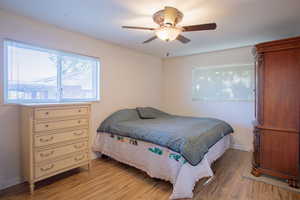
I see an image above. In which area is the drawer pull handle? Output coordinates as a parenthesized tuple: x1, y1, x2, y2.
(45, 112, 49, 115)
(78, 109, 81, 113)
(74, 155, 85, 162)
(45, 124, 49, 128)
(73, 131, 83, 136)
(40, 164, 54, 172)
(40, 151, 54, 157)
(74, 144, 84, 149)
(40, 136, 54, 143)
(78, 120, 81, 124)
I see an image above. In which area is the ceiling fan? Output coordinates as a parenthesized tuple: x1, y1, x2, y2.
(122, 6, 217, 44)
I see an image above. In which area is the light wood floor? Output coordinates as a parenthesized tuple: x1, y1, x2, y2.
(1, 149, 299, 200)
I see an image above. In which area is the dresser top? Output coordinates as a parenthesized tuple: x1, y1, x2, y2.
(20, 102, 92, 108)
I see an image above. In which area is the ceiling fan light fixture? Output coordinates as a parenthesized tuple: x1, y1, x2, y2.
(122, 6, 217, 44)
(155, 26, 182, 42)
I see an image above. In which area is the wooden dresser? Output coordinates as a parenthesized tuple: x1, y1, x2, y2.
(21, 103, 91, 193)
(252, 36, 300, 187)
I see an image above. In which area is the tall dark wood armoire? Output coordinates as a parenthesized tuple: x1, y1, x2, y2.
(252, 36, 300, 187)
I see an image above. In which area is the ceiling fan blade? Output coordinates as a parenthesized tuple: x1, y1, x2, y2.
(122, 26, 155, 31)
(182, 23, 217, 32)
(177, 35, 191, 44)
(143, 36, 157, 44)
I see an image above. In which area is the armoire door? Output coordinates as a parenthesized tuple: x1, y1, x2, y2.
(261, 49, 300, 132)
(260, 130, 299, 176)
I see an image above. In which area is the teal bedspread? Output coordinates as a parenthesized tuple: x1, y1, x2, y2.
(97, 108, 233, 166)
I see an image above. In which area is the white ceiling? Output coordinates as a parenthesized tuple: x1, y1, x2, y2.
(0, 0, 300, 57)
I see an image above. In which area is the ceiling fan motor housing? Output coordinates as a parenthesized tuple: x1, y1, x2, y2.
(153, 6, 183, 26)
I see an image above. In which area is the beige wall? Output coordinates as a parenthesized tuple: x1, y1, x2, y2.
(0, 10, 163, 189)
(0, 10, 255, 190)
(162, 46, 255, 152)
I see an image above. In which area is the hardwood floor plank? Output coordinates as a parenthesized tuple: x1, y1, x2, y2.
(1, 149, 299, 200)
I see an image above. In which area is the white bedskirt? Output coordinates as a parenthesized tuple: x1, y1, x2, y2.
(93, 132, 230, 199)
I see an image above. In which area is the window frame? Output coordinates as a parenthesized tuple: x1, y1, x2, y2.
(3, 39, 100, 104)
(192, 64, 255, 102)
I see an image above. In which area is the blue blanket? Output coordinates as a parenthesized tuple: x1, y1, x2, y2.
(97, 108, 233, 166)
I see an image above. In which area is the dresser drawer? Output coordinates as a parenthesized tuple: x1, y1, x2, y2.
(35, 152, 88, 178)
(34, 129, 88, 147)
(35, 107, 89, 119)
(34, 118, 88, 132)
(35, 141, 88, 162)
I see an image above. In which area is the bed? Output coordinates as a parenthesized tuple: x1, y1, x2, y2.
(93, 107, 233, 199)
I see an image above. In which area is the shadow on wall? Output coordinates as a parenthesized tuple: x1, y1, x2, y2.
(0, 105, 22, 189)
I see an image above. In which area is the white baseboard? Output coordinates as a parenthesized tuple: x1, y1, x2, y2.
(231, 143, 252, 152)
(0, 177, 24, 190)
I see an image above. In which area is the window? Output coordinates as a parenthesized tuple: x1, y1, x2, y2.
(3, 40, 100, 103)
(192, 64, 254, 101)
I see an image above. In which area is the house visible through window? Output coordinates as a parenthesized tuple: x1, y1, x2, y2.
(3, 40, 100, 103)
(192, 64, 254, 101)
